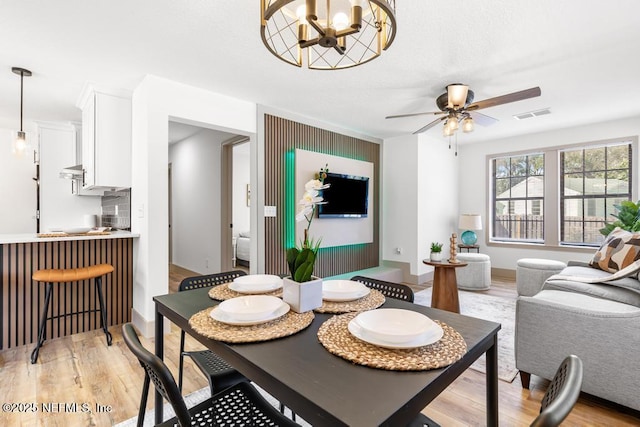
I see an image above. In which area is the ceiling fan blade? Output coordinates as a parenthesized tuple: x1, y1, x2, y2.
(386, 111, 444, 119)
(469, 111, 498, 127)
(413, 116, 447, 134)
(467, 87, 541, 111)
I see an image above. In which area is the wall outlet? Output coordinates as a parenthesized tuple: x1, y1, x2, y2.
(395, 247, 402, 254)
(264, 206, 277, 217)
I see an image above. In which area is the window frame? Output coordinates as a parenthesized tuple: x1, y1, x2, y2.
(486, 136, 638, 250)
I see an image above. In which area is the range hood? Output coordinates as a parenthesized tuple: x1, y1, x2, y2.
(59, 164, 83, 180)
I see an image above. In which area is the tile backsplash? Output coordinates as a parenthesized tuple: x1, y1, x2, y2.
(101, 189, 131, 230)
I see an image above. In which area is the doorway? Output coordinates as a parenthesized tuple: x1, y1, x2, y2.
(221, 138, 251, 272)
(167, 121, 251, 276)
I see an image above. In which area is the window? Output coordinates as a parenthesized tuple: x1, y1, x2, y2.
(489, 138, 635, 247)
(492, 153, 544, 242)
(560, 143, 632, 245)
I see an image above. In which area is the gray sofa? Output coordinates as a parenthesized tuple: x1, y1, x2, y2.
(515, 261, 640, 411)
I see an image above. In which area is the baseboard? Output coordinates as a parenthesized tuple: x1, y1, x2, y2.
(492, 267, 516, 280)
(131, 308, 172, 338)
(381, 260, 434, 285)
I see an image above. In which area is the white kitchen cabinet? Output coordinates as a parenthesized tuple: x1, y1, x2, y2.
(77, 84, 131, 190)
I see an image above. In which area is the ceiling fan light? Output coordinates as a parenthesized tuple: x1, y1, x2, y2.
(448, 115, 459, 131)
(443, 124, 453, 137)
(447, 84, 469, 109)
(462, 117, 474, 133)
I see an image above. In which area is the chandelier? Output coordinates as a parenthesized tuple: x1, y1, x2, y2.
(260, 0, 397, 70)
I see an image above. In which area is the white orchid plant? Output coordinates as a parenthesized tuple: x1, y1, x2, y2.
(287, 165, 330, 283)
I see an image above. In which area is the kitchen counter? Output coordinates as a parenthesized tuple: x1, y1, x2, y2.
(1, 231, 136, 350)
(0, 230, 139, 244)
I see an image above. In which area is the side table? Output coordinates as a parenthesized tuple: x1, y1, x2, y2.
(458, 244, 479, 253)
(423, 260, 468, 313)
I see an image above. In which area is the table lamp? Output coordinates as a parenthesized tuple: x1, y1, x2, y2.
(458, 214, 482, 246)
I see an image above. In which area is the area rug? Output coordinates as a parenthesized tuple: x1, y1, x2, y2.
(115, 383, 310, 426)
(414, 288, 518, 382)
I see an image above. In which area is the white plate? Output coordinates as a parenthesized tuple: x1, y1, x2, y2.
(353, 309, 436, 343)
(62, 227, 92, 234)
(348, 319, 443, 349)
(322, 280, 370, 301)
(210, 301, 290, 326)
(217, 295, 283, 321)
(229, 275, 283, 294)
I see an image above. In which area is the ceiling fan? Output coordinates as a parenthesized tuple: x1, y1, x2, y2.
(386, 84, 542, 135)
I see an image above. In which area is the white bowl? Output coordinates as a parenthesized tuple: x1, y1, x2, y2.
(354, 309, 435, 344)
(230, 274, 283, 294)
(217, 295, 283, 321)
(322, 280, 370, 301)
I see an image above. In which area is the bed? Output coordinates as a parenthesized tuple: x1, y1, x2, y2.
(235, 231, 250, 267)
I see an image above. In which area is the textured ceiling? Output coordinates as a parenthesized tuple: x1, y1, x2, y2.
(1, 1, 639, 143)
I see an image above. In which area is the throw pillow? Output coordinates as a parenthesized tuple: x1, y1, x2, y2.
(590, 227, 640, 273)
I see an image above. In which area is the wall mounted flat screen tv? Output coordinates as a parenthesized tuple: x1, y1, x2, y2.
(318, 172, 369, 218)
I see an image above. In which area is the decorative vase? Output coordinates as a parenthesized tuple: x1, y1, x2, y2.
(282, 276, 323, 313)
(430, 252, 443, 262)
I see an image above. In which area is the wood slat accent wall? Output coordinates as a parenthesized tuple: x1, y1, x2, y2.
(0, 238, 133, 350)
(264, 114, 380, 277)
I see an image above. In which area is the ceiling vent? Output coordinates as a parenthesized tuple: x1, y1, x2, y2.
(513, 108, 551, 120)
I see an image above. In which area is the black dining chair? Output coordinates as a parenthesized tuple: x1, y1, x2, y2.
(530, 355, 583, 427)
(177, 270, 248, 394)
(122, 323, 300, 427)
(351, 275, 415, 302)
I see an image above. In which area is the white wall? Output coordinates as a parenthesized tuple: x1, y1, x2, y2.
(169, 129, 228, 274)
(232, 143, 250, 236)
(131, 75, 256, 336)
(382, 133, 459, 280)
(458, 115, 640, 270)
(0, 126, 37, 233)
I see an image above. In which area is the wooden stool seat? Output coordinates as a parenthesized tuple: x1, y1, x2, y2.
(32, 264, 114, 283)
(30, 263, 114, 364)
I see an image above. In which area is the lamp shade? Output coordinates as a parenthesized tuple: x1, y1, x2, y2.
(459, 214, 482, 230)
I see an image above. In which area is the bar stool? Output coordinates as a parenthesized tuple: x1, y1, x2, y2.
(30, 264, 114, 364)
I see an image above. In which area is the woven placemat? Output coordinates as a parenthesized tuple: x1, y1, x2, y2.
(317, 312, 467, 371)
(208, 283, 283, 300)
(37, 232, 111, 238)
(189, 307, 314, 343)
(314, 289, 385, 313)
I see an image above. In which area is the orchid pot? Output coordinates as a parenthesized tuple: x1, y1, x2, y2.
(282, 276, 323, 313)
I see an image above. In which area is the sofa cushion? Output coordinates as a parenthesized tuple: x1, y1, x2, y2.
(590, 228, 640, 273)
(545, 267, 640, 308)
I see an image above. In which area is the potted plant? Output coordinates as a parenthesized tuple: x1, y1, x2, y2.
(283, 166, 330, 313)
(430, 242, 443, 262)
(599, 200, 640, 236)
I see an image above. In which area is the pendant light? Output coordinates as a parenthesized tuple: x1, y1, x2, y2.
(12, 67, 32, 155)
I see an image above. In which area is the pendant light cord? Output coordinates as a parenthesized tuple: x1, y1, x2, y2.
(19, 70, 24, 132)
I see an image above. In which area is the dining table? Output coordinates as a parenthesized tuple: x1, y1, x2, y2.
(153, 286, 500, 426)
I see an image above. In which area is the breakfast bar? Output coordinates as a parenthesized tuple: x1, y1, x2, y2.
(0, 231, 138, 350)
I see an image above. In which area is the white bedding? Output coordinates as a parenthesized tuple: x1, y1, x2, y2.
(236, 235, 250, 263)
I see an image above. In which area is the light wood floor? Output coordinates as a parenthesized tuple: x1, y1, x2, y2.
(0, 266, 638, 426)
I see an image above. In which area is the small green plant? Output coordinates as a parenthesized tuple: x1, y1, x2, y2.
(430, 242, 443, 253)
(599, 200, 640, 236)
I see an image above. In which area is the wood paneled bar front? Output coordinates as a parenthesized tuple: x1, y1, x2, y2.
(0, 232, 137, 350)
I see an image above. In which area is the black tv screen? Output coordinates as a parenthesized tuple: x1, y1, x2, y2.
(318, 172, 369, 218)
